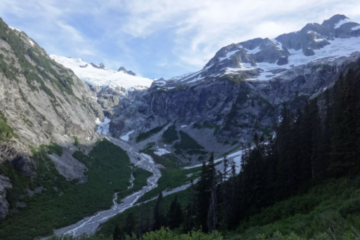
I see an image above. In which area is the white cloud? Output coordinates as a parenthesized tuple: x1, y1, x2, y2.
(117, 0, 360, 70)
(56, 21, 85, 43)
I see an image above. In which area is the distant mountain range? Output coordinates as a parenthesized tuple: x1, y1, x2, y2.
(108, 14, 360, 161)
(154, 14, 360, 88)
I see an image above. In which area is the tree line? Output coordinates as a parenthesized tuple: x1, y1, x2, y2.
(113, 59, 360, 239)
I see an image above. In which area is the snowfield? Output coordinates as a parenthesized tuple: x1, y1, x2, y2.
(120, 130, 134, 141)
(50, 55, 153, 90)
(154, 148, 170, 156)
(95, 117, 110, 135)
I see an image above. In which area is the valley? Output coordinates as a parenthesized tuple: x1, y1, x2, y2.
(1, 10, 360, 240)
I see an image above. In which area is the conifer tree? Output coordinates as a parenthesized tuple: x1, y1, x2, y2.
(195, 162, 210, 232)
(207, 154, 218, 232)
(123, 213, 135, 237)
(167, 195, 183, 229)
(113, 224, 122, 240)
(153, 192, 164, 231)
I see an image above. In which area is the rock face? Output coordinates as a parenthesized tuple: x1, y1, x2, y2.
(0, 175, 12, 220)
(154, 15, 360, 86)
(91, 63, 105, 69)
(0, 18, 102, 152)
(0, 18, 103, 219)
(118, 66, 137, 76)
(48, 147, 88, 183)
(109, 15, 360, 150)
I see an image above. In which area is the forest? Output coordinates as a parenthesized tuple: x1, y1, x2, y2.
(103, 59, 360, 240)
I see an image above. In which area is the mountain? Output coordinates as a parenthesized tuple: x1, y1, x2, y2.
(0, 18, 103, 220)
(108, 14, 360, 162)
(51, 55, 154, 116)
(50, 55, 152, 93)
(156, 14, 360, 86)
(118, 66, 136, 76)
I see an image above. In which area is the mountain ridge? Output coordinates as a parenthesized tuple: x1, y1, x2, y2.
(108, 14, 360, 165)
(154, 14, 360, 88)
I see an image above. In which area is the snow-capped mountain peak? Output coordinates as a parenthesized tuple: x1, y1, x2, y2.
(154, 14, 360, 89)
(50, 55, 153, 91)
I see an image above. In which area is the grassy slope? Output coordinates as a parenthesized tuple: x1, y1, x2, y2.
(136, 123, 168, 143)
(98, 176, 360, 240)
(0, 140, 150, 240)
(117, 167, 153, 201)
(98, 188, 194, 237)
(137, 149, 201, 203)
(227, 176, 360, 240)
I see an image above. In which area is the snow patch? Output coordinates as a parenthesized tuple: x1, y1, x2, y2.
(272, 39, 283, 50)
(181, 125, 187, 128)
(352, 25, 360, 31)
(50, 55, 153, 92)
(245, 46, 261, 54)
(9, 27, 21, 32)
(28, 39, 35, 46)
(218, 49, 239, 61)
(233, 156, 242, 174)
(154, 148, 170, 156)
(120, 130, 134, 141)
(335, 18, 352, 29)
(96, 117, 110, 135)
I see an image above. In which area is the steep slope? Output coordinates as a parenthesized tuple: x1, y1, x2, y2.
(51, 55, 153, 116)
(157, 14, 360, 86)
(0, 18, 103, 219)
(50, 55, 153, 93)
(108, 15, 360, 162)
(0, 19, 103, 151)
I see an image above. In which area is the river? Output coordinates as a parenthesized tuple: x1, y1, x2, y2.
(53, 137, 161, 238)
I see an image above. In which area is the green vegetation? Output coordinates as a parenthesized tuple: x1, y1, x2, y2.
(22, 116, 34, 127)
(141, 228, 224, 240)
(141, 148, 180, 169)
(0, 140, 141, 240)
(162, 125, 179, 143)
(174, 131, 205, 155)
(98, 190, 194, 237)
(137, 166, 200, 203)
(0, 112, 18, 141)
(136, 123, 168, 143)
(228, 176, 360, 239)
(193, 122, 220, 136)
(46, 142, 63, 156)
(0, 18, 75, 101)
(73, 135, 80, 146)
(117, 167, 153, 201)
(137, 149, 201, 203)
(221, 74, 247, 84)
(49, 235, 112, 240)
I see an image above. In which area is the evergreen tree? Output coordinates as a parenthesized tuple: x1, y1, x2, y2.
(123, 213, 135, 236)
(184, 180, 195, 233)
(153, 192, 164, 231)
(138, 204, 144, 239)
(167, 195, 183, 230)
(195, 162, 210, 232)
(207, 154, 218, 232)
(330, 70, 359, 176)
(113, 224, 122, 240)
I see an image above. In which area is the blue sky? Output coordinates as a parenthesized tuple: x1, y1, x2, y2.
(1, 0, 360, 79)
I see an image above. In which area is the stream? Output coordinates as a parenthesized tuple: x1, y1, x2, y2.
(53, 137, 161, 238)
(52, 134, 243, 238)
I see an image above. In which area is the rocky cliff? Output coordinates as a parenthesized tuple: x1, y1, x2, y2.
(0, 18, 103, 219)
(108, 15, 360, 160)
